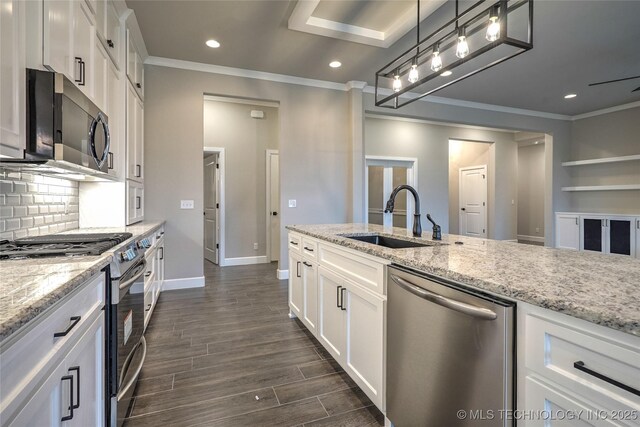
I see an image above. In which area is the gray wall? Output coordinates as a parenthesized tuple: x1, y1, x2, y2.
(517, 143, 546, 239)
(0, 169, 79, 240)
(203, 100, 278, 259)
(144, 65, 350, 279)
(568, 107, 640, 214)
(449, 140, 491, 235)
(364, 117, 518, 240)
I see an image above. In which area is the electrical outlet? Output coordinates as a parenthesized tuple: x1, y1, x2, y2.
(180, 200, 194, 209)
(288, 199, 297, 208)
(536, 227, 540, 233)
(254, 243, 259, 250)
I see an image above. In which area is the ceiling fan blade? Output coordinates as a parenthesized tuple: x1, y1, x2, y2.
(589, 75, 640, 87)
(633, 86, 640, 92)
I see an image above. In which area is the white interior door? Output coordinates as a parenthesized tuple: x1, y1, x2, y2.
(459, 165, 487, 238)
(267, 151, 280, 262)
(204, 155, 218, 264)
(365, 158, 416, 229)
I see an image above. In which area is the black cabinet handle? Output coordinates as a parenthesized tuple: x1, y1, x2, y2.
(159, 247, 164, 260)
(340, 288, 347, 311)
(54, 316, 81, 338)
(336, 286, 342, 308)
(136, 164, 141, 177)
(573, 361, 640, 397)
(136, 196, 141, 210)
(290, 241, 298, 246)
(461, 207, 466, 211)
(136, 82, 142, 89)
(144, 271, 151, 277)
(79, 60, 86, 86)
(68, 366, 80, 410)
(108, 152, 114, 169)
(272, 211, 278, 216)
(303, 261, 312, 267)
(74, 57, 82, 84)
(61, 374, 74, 421)
(296, 261, 301, 278)
(107, 39, 114, 48)
(145, 304, 152, 312)
(303, 247, 314, 252)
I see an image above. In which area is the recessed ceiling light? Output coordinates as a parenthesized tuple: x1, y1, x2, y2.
(329, 61, 342, 68)
(441, 70, 453, 77)
(534, 141, 539, 144)
(564, 93, 577, 99)
(206, 39, 221, 48)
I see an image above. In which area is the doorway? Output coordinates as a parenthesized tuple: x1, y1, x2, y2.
(459, 165, 488, 238)
(266, 150, 280, 262)
(365, 157, 417, 228)
(204, 154, 220, 264)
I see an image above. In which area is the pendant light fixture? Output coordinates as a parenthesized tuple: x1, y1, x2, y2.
(375, 0, 533, 109)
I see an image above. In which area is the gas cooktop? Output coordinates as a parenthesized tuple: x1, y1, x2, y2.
(0, 233, 133, 259)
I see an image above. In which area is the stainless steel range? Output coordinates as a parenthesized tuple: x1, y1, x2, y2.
(0, 233, 132, 259)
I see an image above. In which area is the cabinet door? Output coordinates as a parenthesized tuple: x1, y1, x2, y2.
(135, 185, 144, 221)
(104, 2, 121, 68)
(606, 216, 635, 257)
(106, 60, 121, 178)
(301, 260, 318, 335)
(0, 0, 26, 158)
(72, 0, 95, 99)
(93, 40, 108, 110)
(126, 83, 138, 180)
(126, 180, 143, 225)
(64, 313, 105, 427)
(135, 95, 144, 180)
(317, 266, 346, 361)
(43, 0, 73, 80)
(288, 252, 303, 318)
(8, 360, 67, 427)
(126, 29, 136, 84)
(134, 52, 143, 98)
(555, 214, 580, 250)
(94, 0, 106, 41)
(344, 282, 384, 409)
(522, 376, 618, 427)
(581, 216, 605, 253)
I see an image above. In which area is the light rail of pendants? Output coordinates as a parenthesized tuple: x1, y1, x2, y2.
(375, 0, 533, 109)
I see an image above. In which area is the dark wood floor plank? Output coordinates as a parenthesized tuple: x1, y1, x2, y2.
(303, 407, 384, 427)
(298, 359, 344, 379)
(139, 357, 192, 380)
(134, 374, 174, 397)
(273, 372, 357, 405)
(204, 397, 328, 427)
(318, 388, 373, 416)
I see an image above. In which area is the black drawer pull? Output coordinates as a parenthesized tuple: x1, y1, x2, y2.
(61, 374, 74, 421)
(573, 361, 640, 397)
(296, 261, 301, 278)
(68, 366, 80, 410)
(303, 261, 312, 267)
(145, 304, 152, 312)
(159, 247, 164, 260)
(107, 39, 114, 48)
(303, 247, 314, 252)
(290, 241, 298, 246)
(340, 288, 347, 311)
(136, 196, 141, 210)
(336, 286, 342, 308)
(145, 271, 152, 277)
(54, 316, 81, 338)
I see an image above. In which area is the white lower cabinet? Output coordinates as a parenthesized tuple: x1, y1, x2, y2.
(556, 213, 580, 250)
(301, 260, 318, 334)
(288, 251, 303, 318)
(556, 212, 638, 257)
(317, 266, 346, 359)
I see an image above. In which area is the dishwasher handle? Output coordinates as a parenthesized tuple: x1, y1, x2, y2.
(390, 274, 498, 320)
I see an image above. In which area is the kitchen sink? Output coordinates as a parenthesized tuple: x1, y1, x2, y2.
(343, 234, 438, 249)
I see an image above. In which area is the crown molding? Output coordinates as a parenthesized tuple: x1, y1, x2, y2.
(145, 56, 348, 92)
(570, 101, 640, 121)
(346, 81, 367, 91)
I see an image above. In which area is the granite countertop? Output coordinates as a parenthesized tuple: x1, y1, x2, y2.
(0, 221, 165, 344)
(287, 223, 640, 337)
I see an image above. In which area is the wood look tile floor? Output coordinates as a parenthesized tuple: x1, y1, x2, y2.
(124, 261, 384, 427)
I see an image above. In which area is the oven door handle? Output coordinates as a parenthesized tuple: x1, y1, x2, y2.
(116, 336, 147, 401)
(119, 259, 147, 290)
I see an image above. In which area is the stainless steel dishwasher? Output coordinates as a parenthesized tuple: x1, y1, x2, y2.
(387, 265, 515, 427)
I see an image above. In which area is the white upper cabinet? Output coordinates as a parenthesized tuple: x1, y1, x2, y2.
(95, 0, 121, 69)
(93, 39, 108, 111)
(126, 29, 144, 99)
(71, 0, 95, 100)
(0, 0, 26, 158)
(126, 82, 144, 182)
(106, 59, 122, 179)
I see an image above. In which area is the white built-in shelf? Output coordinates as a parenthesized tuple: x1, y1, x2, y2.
(561, 154, 640, 167)
(561, 184, 640, 192)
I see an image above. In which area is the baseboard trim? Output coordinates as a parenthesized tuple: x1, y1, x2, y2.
(517, 234, 545, 243)
(224, 256, 268, 266)
(162, 276, 205, 291)
(277, 269, 289, 280)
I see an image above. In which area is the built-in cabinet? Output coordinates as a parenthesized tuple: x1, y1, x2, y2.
(517, 302, 640, 426)
(0, 272, 106, 426)
(126, 180, 144, 224)
(288, 232, 387, 411)
(139, 226, 165, 329)
(556, 212, 638, 258)
(126, 82, 144, 184)
(126, 29, 144, 100)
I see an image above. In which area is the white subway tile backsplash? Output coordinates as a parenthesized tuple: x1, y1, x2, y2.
(0, 168, 79, 240)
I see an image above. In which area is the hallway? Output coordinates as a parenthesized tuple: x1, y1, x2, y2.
(124, 262, 384, 426)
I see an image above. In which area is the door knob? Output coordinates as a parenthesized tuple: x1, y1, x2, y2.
(461, 208, 466, 211)
(272, 212, 278, 216)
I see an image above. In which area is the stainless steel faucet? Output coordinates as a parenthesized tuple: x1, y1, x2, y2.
(384, 185, 422, 237)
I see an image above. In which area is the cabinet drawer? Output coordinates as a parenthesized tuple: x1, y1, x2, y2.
(318, 243, 386, 296)
(0, 273, 105, 419)
(302, 237, 318, 260)
(524, 312, 640, 412)
(288, 233, 302, 254)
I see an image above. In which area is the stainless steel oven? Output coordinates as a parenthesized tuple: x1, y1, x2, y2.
(108, 248, 147, 427)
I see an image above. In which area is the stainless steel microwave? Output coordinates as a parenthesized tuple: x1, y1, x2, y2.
(0, 69, 111, 178)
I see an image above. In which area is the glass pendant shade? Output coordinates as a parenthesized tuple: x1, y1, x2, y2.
(392, 75, 402, 92)
(408, 64, 419, 83)
(456, 28, 469, 58)
(430, 51, 442, 72)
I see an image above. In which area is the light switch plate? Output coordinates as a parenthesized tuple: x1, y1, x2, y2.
(288, 199, 297, 208)
(180, 200, 194, 209)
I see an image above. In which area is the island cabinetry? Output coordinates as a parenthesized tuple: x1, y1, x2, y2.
(288, 231, 388, 411)
(517, 303, 640, 426)
(0, 272, 106, 426)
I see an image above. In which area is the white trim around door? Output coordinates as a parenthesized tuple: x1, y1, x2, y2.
(266, 150, 280, 263)
(204, 147, 227, 266)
